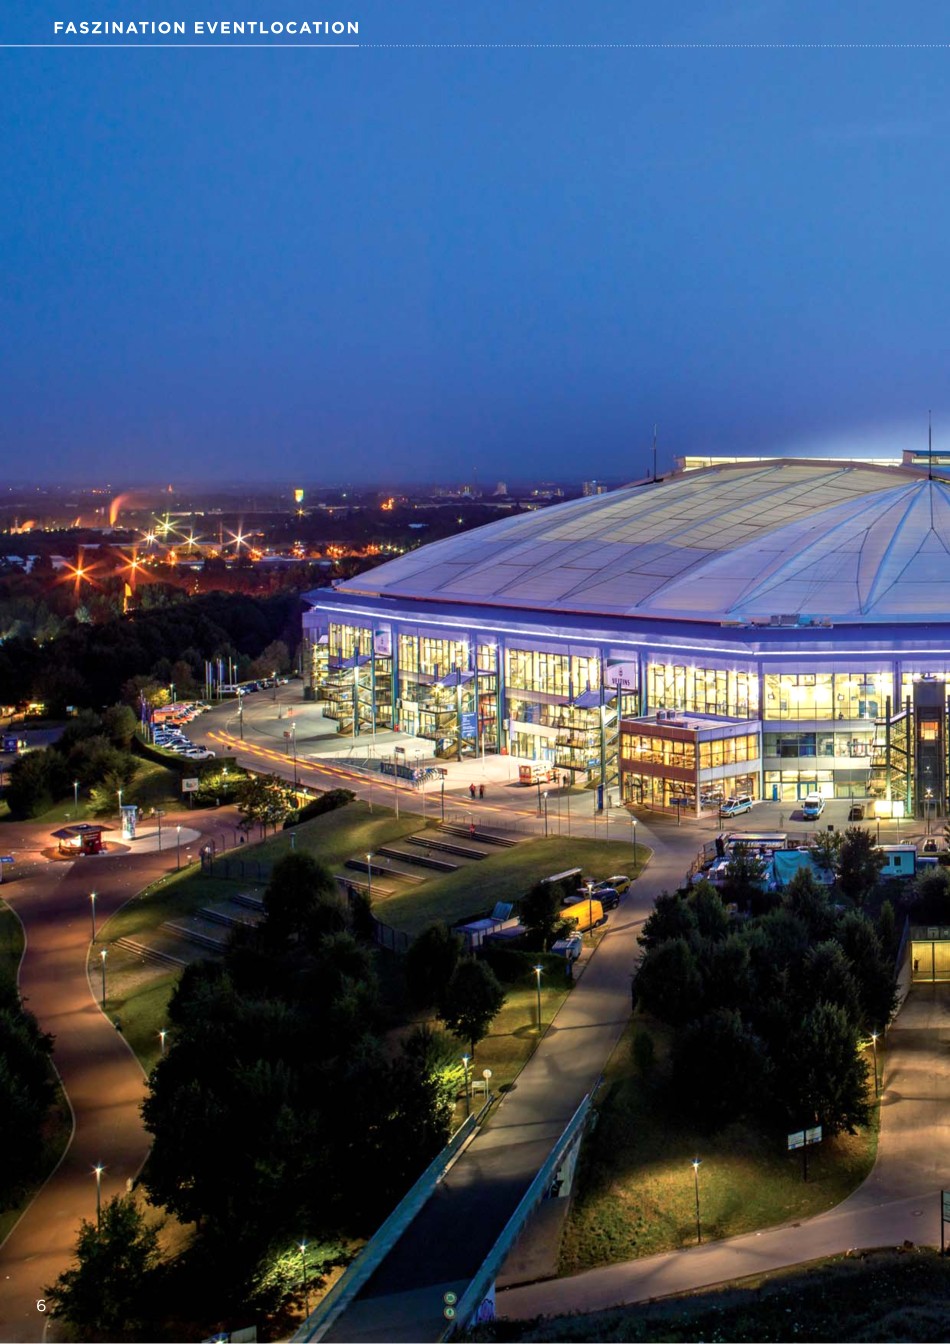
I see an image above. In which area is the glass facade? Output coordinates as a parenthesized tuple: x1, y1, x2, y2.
(648, 663, 758, 718)
(304, 605, 950, 814)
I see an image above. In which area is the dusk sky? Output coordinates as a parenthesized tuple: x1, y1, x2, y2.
(2, 2, 950, 484)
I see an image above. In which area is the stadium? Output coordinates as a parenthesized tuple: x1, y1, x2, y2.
(303, 454, 950, 820)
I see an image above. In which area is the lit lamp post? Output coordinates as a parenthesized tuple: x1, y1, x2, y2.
(93, 1163, 104, 1231)
(117, 787, 123, 819)
(89, 891, 97, 943)
(533, 963, 543, 1032)
(871, 1031, 880, 1096)
(238, 695, 244, 740)
(461, 1053, 471, 1115)
(291, 720, 298, 789)
(542, 791, 549, 837)
(536, 779, 543, 817)
(631, 815, 638, 871)
(73, 779, 79, 809)
(586, 880, 595, 939)
(366, 852, 373, 903)
(299, 1240, 310, 1319)
(159, 1028, 167, 1056)
(273, 672, 278, 703)
(692, 1159, 702, 1243)
(99, 948, 107, 1011)
(176, 824, 182, 870)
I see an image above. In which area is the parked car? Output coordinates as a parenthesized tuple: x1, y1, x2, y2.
(848, 803, 865, 821)
(592, 886, 620, 911)
(720, 794, 753, 817)
(598, 874, 632, 894)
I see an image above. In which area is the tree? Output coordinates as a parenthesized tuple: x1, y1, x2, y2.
(638, 891, 697, 950)
(404, 923, 463, 1010)
(719, 844, 768, 910)
(262, 852, 345, 945)
(632, 937, 704, 1026)
(810, 829, 843, 878)
(670, 1008, 771, 1129)
(518, 880, 569, 950)
(236, 773, 297, 837)
(5, 749, 68, 818)
(101, 702, 138, 749)
(908, 866, 950, 923)
(783, 866, 836, 941)
(836, 911, 899, 1033)
(45, 1195, 162, 1342)
(688, 881, 731, 940)
(780, 1001, 870, 1135)
(837, 826, 885, 905)
(438, 959, 505, 1057)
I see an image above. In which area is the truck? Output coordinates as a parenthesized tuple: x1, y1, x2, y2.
(802, 793, 825, 820)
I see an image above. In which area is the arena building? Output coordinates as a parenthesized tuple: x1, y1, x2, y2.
(302, 454, 950, 820)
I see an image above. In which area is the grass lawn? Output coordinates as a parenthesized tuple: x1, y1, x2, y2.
(559, 1020, 880, 1274)
(0, 759, 181, 828)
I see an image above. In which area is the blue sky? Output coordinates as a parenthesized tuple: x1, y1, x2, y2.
(2, 2, 949, 483)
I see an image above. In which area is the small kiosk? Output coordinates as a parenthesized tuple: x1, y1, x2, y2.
(53, 824, 104, 857)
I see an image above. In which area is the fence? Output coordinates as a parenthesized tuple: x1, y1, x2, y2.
(372, 918, 410, 953)
(201, 851, 273, 884)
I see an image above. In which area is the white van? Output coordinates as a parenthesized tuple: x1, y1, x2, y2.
(802, 793, 825, 819)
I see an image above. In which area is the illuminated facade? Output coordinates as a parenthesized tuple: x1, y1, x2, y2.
(303, 458, 950, 815)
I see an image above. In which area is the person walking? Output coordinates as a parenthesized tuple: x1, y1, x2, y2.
(469, 782, 476, 799)
(478, 783, 485, 799)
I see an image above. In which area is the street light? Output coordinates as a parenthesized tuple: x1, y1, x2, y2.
(89, 891, 97, 943)
(871, 1031, 880, 1096)
(299, 1240, 310, 1319)
(117, 787, 123, 818)
(100, 947, 107, 1011)
(542, 791, 549, 837)
(536, 779, 543, 817)
(631, 815, 638, 871)
(586, 880, 595, 939)
(238, 695, 244, 740)
(93, 1163, 104, 1231)
(273, 672, 279, 703)
(533, 963, 543, 1032)
(366, 852, 373, 903)
(291, 720, 298, 789)
(73, 779, 79, 809)
(461, 1053, 471, 1116)
(176, 824, 182, 870)
(159, 1028, 167, 1056)
(692, 1159, 702, 1243)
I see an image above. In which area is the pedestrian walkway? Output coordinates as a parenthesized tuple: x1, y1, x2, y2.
(497, 984, 950, 1325)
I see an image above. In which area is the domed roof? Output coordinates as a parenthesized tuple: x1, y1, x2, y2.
(337, 459, 949, 624)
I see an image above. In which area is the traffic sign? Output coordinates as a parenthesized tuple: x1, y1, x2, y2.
(0, 855, 14, 864)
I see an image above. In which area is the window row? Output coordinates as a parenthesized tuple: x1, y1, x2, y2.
(648, 664, 759, 719)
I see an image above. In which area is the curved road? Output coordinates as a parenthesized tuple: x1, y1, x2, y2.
(0, 809, 234, 1343)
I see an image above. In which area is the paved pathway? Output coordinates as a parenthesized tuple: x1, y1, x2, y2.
(0, 808, 237, 1343)
(496, 984, 950, 1324)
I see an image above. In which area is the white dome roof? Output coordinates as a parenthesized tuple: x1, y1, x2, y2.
(338, 459, 948, 624)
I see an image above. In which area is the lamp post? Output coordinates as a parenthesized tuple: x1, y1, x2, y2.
(631, 815, 638, 872)
(586, 880, 595, 939)
(692, 1159, 702, 1243)
(533, 963, 543, 1032)
(273, 672, 278, 703)
(542, 791, 549, 837)
(392, 753, 400, 819)
(100, 948, 107, 1010)
(176, 824, 182, 870)
(366, 852, 373, 903)
(536, 779, 543, 817)
(93, 1164, 104, 1232)
(441, 775, 445, 823)
(159, 1028, 167, 1056)
(89, 891, 97, 943)
(239, 695, 244, 740)
(299, 1240, 310, 1319)
(871, 1031, 880, 1096)
(291, 721, 298, 789)
(117, 787, 123, 819)
(461, 1053, 471, 1115)
(73, 780, 79, 809)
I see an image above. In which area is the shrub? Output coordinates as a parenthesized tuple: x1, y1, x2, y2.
(284, 788, 355, 827)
